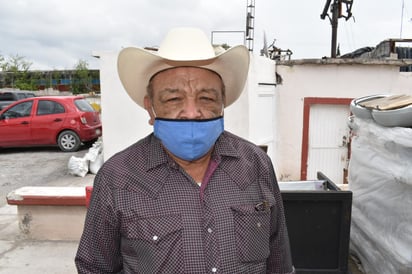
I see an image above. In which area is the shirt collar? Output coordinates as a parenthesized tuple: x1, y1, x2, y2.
(211, 132, 241, 160)
(146, 134, 175, 171)
(213, 132, 260, 190)
(124, 135, 170, 199)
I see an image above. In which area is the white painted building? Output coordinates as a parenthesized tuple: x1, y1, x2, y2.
(95, 49, 412, 185)
(275, 58, 412, 184)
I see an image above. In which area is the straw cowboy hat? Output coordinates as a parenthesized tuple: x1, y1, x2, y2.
(117, 27, 250, 108)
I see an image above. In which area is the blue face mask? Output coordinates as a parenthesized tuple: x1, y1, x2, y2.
(154, 116, 224, 161)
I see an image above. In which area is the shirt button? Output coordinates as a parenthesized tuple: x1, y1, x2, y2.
(153, 235, 159, 241)
(211, 267, 217, 272)
(257, 222, 262, 228)
(207, 228, 213, 233)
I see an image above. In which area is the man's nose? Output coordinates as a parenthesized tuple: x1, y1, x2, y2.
(182, 99, 202, 119)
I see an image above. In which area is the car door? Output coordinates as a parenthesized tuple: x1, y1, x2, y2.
(0, 100, 34, 146)
(30, 99, 67, 144)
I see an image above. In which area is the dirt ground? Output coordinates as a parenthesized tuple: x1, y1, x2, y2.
(0, 145, 96, 207)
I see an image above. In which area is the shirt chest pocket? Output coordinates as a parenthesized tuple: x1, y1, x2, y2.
(122, 214, 183, 273)
(231, 204, 272, 263)
(125, 214, 183, 243)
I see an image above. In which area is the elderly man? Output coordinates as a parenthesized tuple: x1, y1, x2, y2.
(75, 28, 294, 274)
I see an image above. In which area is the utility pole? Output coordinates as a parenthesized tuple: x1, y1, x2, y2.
(330, 1, 339, 58)
(321, 0, 354, 58)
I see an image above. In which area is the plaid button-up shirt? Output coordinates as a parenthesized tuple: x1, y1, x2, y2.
(75, 132, 294, 274)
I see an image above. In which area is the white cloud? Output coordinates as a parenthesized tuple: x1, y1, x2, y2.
(0, 0, 411, 69)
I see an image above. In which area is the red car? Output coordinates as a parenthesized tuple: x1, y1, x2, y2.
(0, 96, 102, 152)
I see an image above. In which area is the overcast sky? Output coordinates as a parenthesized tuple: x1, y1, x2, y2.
(1, 0, 411, 70)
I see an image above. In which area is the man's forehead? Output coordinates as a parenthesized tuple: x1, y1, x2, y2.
(151, 67, 222, 82)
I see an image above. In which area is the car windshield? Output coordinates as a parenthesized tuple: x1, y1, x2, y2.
(0, 93, 13, 100)
(74, 99, 95, 112)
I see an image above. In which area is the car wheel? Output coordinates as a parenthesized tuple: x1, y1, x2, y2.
(58, 130, 81, 152)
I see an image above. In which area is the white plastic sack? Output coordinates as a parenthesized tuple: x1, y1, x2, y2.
(89, 152, 103, 175)
(348, 117, 412, 274)
(84, 138, 103, 161)
(68, 156, 89, 177)
(85, 139, 104, 175)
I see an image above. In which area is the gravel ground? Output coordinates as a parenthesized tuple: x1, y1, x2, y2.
(0, 145, 96, 207)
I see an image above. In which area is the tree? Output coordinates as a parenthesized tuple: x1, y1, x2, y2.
(51, 70, 62, 89)
(72, 59, 92, 94)
(0, 54, 35, 90)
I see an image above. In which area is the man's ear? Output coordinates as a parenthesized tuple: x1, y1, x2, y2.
(144, 96, 155, 125)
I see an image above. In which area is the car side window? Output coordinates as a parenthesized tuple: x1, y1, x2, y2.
(2, 101, 33, 119)
(37, 100, 65, 115)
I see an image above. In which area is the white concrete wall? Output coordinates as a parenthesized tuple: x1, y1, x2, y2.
(225, 55, 277, 158)
(95, 51, 277, 162)
(96, 51, 152, 159)
(274, 61, 412, 180)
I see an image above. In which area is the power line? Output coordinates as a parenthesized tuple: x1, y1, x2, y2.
(400, 0, 405, 38)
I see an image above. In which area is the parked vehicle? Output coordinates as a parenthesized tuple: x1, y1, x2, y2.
(0, 91, 36, 110)
(0, 96, 102, 152)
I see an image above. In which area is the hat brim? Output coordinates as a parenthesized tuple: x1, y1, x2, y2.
(117, 45, 250, 108)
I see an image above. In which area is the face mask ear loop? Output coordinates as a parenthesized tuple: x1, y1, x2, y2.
(151, 105, 157, 119)
(221, 104, 225, 116)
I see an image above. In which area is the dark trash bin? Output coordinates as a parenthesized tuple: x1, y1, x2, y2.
(280, 172, 352, 274)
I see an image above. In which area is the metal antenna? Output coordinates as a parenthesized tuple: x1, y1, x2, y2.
(246, 0, 255, 52)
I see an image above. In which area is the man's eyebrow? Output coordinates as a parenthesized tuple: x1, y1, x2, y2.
(199, 88, 220, 94)
(159, 88, 220, 94)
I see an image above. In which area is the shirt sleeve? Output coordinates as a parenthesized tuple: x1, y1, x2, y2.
(266, 166, 296, 274)
(75, 172, 123, 273)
